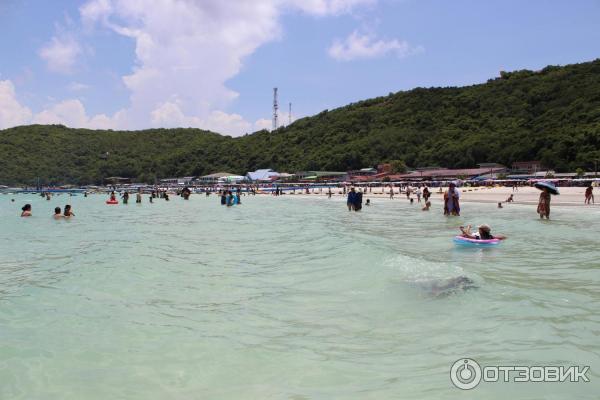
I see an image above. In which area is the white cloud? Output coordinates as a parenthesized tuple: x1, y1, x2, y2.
(33, 99, 114, 129)
(328, 30, 422, 61)
(254, 118, 273, 131)
(68, 82, 90, 91)
(77, 0, 374, 135)
(0, 80, 33, 129)
(39, 34, 81, 74)
(289, 0, 375, 16)
(4, 0, 376, 134)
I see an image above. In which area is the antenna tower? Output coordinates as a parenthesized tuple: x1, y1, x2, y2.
(272, 87, 278, 130)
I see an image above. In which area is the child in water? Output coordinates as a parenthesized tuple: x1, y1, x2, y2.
(422, 201, 431, 211)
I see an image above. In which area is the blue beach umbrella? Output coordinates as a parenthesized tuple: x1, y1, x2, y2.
(534, 181, 560, 195)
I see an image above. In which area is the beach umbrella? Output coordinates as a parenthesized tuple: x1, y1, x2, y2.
(534, 181, 560, 195)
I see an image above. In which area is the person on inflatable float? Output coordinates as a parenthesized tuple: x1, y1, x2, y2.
(459, 224, 506, 240)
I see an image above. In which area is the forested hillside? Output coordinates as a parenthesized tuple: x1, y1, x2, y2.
(1, 59, 600, 185)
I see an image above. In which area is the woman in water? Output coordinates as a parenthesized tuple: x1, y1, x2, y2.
(122, 191, 129, 204)
(109, 191, 117, 202)
(21, 204, 32, 217)
(459, 224, 506, 240)
(443, 182, 460, 216)
(537, 187, 551, 219)
(423, 186, 430, 202)
(63, 204, 74, 217)
(53, 207, 63, 219)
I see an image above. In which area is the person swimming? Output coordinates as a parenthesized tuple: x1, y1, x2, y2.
(53, 207, 63, 219)
(63, 204, 74, 217)
(422, 201, 431, 211)
(498, 202, 503, 208)
(21, 204, 32, 217)
(459, 224, 507, 240)
(365, 199, 371, 206)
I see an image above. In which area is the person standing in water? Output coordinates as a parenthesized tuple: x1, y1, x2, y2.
(347, 187, 357, 211)
(585, 185, 594, 205)
(537, 187, 551, 219)
(63, 205, 74, 217)
(354, 190, 363, 211)
(53, 207, 63, 219)
(423, 186, 430, 202)
(136, 189, 142, 204)
(21, 204, 32, 217)
(443, 182, 460, 216)
(122, 191, 130, 204)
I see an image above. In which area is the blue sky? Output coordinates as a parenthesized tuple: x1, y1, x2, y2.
(1, 0, 599, 135)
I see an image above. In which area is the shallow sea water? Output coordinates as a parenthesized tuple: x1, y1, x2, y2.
(1, 193, 599, 399)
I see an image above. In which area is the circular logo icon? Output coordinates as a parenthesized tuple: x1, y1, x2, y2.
(450, 358, 482, 390)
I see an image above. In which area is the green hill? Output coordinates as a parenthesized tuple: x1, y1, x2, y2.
(1, 59, 600, 185)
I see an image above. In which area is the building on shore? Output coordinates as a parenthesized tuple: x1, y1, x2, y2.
(246, 169, 280, 182)
(197, 172, 237, 184)
(295, 171, 347, 182)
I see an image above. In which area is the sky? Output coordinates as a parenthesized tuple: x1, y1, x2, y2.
(1, 0, 599, 136)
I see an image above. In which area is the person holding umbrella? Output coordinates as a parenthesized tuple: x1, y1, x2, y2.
(535, 181, 559, 220)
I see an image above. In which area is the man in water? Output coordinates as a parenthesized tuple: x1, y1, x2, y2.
(354, 190, 363, 211)
(347, 187, 357, 211)
(53, 207, 63, 219)
(443, 182, 460, 216)
(21, 204, 32, 217)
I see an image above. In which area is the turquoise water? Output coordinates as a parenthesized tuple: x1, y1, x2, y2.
(1, 193, 599, 399)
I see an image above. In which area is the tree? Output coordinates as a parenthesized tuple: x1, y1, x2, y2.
(389, 160, 407, 174)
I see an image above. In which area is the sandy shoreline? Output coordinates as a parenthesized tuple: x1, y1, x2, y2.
(281, 186, 598, 207)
